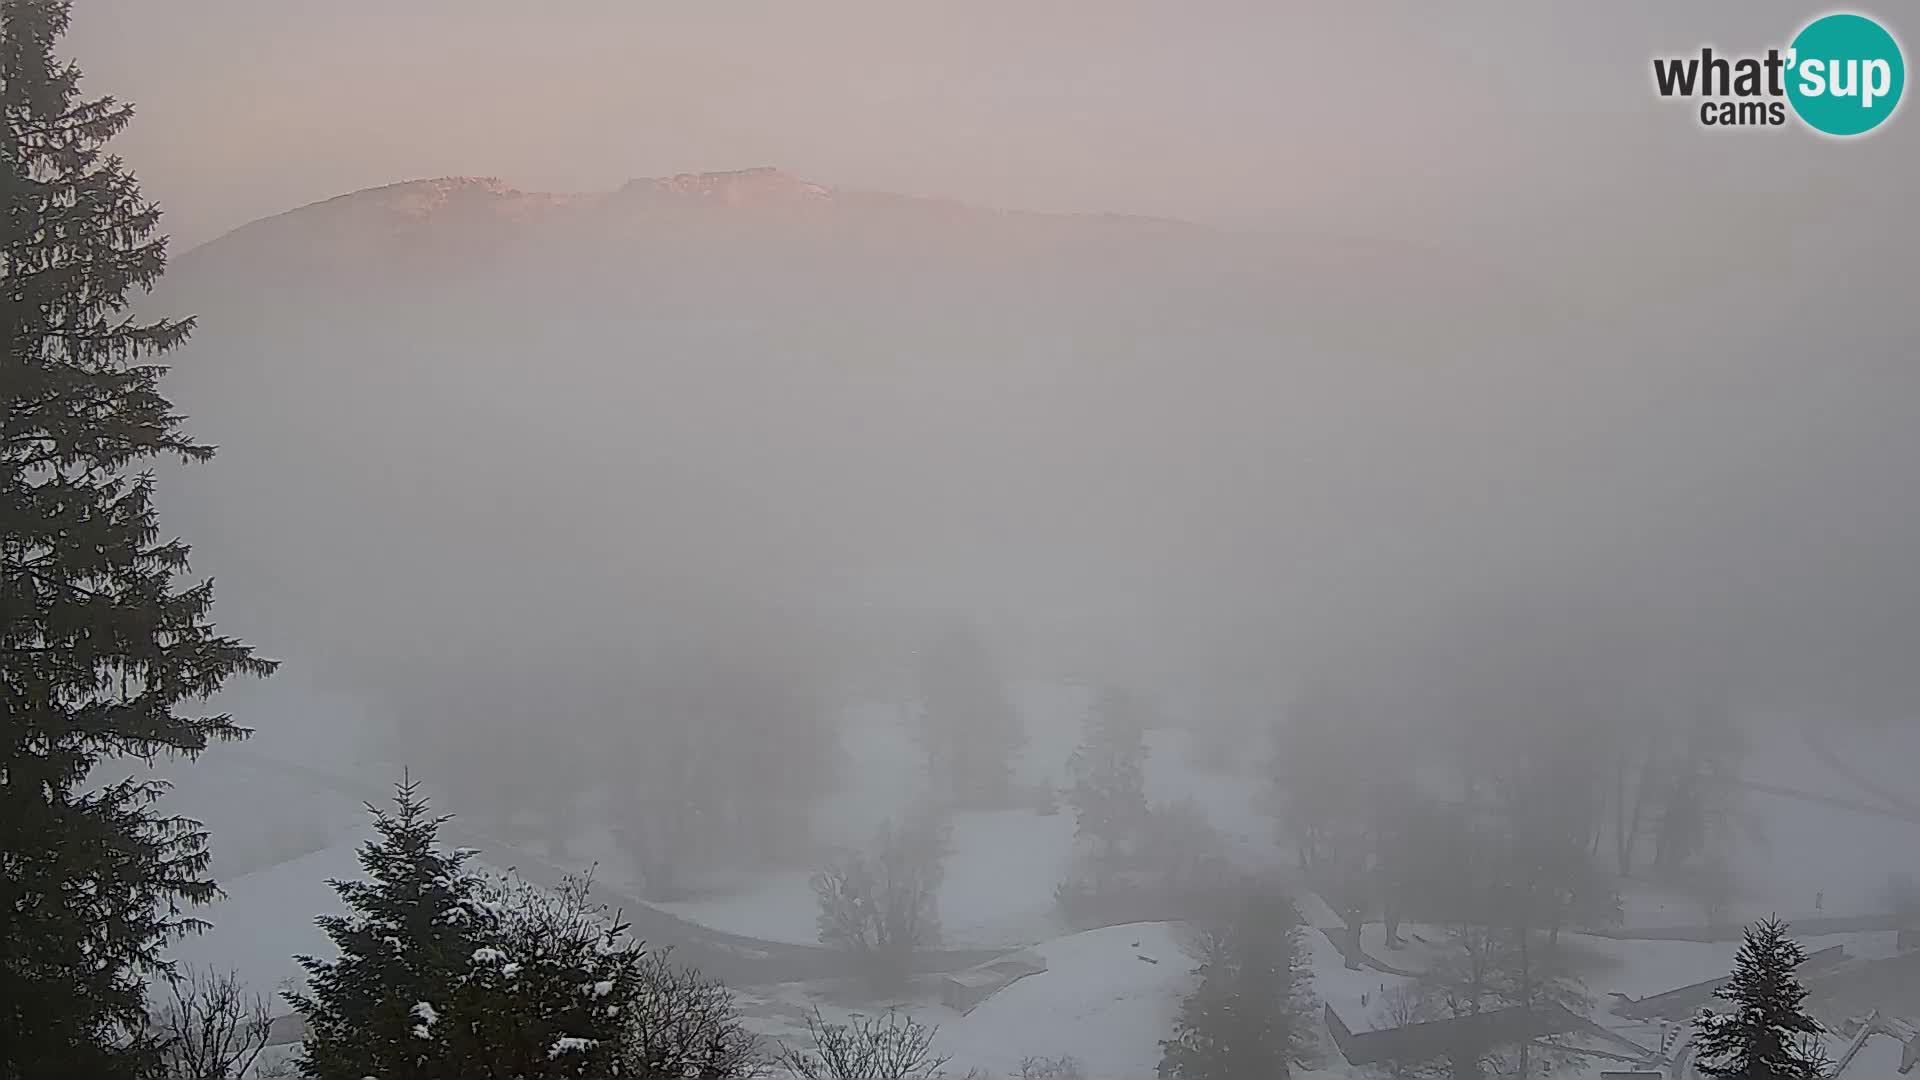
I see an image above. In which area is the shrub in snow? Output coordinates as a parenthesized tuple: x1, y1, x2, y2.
(777, 1008, 955, 1080)
(1366, 985, 1451, 1080)
(813, 807, 949, 992)
(618, 949, 765, 1079)
(1015, 1055, 1087, 1080)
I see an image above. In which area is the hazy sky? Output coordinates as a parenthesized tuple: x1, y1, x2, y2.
(66, 1, 1920, 717)
(69, 2, 1917, 249)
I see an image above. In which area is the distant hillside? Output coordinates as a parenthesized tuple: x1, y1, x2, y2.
(174, 167, 1216, 282)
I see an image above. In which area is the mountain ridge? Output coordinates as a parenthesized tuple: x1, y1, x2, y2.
(178, 166, 1211, 269)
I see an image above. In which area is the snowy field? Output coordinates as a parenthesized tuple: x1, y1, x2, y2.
(165, 841, 365, 996)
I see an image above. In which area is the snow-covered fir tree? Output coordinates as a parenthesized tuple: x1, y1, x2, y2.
(289, 780, 486, 1080)
(457, 872, 656, 1079)
(294, 780, 747, 1079)
(1691, 916, 1828, 1080)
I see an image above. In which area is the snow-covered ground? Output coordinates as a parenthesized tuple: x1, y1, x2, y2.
(929, 921, 1191, 1077)
(735, 922, 1193, 1079)
(173, 823, 1907, 1079)
(164, 840, 364, 998)
(1309, 926, 1418, 1034)
(1832, 1029, 1909, 1080)
(732, 919, 1906, 1079)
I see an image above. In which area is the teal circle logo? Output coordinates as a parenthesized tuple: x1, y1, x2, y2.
(1787, 13, 1905, 136)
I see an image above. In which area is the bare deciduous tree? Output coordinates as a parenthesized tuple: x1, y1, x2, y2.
(777, 1009, 953, 1080)
(621, 949, 767, 1079)
(148, 967, 274, 1080)
(1369, 985, 1445, 1080)
(813, 808, 950, 990)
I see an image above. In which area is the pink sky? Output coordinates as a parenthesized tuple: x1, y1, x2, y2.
(66, 3, 1915, 250)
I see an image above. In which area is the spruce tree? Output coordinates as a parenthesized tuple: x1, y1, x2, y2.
(290, 781, 484, 1080)
(1691, 916, 1828, 1080)
(1159, 889, 1316, 1080)
(294, 782, 695, 1079)
(0, 2, 274, 1075)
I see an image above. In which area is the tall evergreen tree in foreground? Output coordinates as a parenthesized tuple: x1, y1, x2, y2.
(0, 1, 274, 1074)
(1159, 887, 1317, 1080)
(1691, 916, 1828, 1080)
